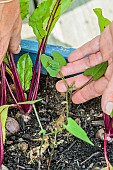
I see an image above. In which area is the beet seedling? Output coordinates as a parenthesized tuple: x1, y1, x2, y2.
(2, 0, 75, 115)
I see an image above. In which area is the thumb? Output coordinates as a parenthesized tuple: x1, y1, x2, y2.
(102, 73, 113, 115)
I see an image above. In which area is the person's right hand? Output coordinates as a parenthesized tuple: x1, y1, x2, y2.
(56, 22, 113, 115)
(0, 0, 22, 65)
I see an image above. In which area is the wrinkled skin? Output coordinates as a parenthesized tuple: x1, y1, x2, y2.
(56, 22, 113, 115)
(0, 0, 22, 65)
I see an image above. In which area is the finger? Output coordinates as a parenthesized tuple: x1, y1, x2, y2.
(58, 51, 103, 77)
(102, 72, 113, 115)
(56, 73, 108, 104)
(68, 36, 100, 62)
(56, 74, 90, 92)
(72, 76, 108, 104)
(73, 62, 112, 104)
(9, 16, 22, 54)
(100, 26, 113, 61)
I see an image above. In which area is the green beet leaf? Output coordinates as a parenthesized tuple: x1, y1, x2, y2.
(29, 0, 74, 43)
(19, 0, 30, 20)
(84, 61, 108, 81)
(29, 0, 52, 43)
(0, 105, 9, 143)
(46, 0, 74, 37)
(60, 0, 74, 14)
(41, 0, 74, 15)
(93, 8, 111, 32)
(17, 54, 33, 91)
(52, 52, 67, 66)
(47, 0, 62, 37)
(64, 117, 94, 145)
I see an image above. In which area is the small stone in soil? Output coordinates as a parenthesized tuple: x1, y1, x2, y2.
(96, 129, 104, 140)
(6, 117, 20, 136)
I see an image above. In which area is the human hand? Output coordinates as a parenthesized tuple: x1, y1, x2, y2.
(56, 22, 113, 115)
(0, 0, 22, 65)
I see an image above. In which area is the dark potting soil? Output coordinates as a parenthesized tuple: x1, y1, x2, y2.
(3, 75, 113, 170)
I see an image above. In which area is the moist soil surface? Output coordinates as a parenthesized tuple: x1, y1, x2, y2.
(3, 75, 113, 170)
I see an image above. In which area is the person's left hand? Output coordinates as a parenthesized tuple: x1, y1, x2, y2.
(0, 0, 22, 65)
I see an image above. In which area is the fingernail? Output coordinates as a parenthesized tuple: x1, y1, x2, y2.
(106, 102, 113, 115)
